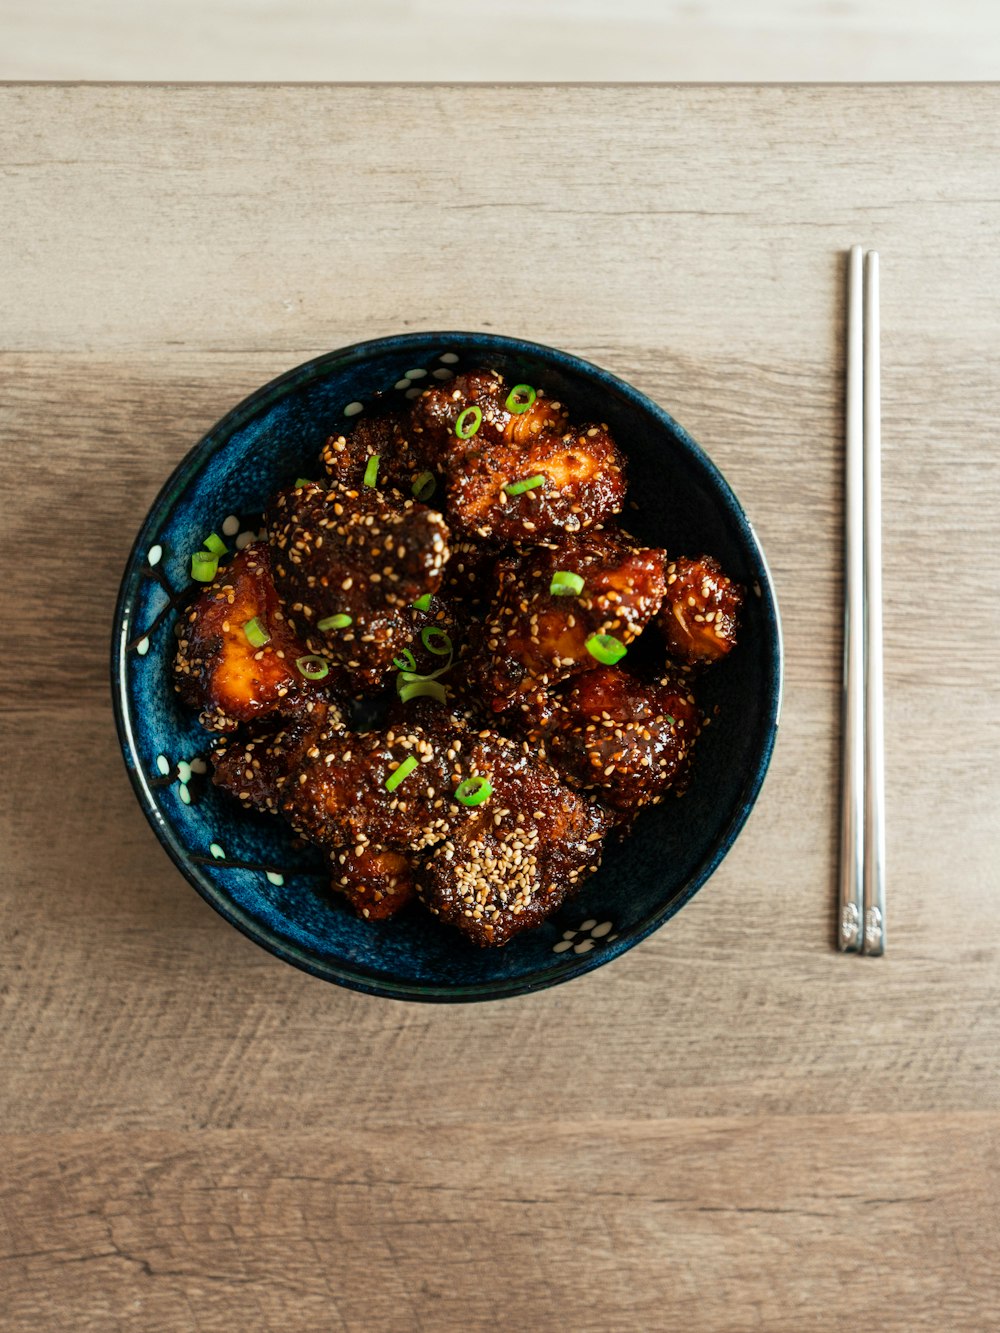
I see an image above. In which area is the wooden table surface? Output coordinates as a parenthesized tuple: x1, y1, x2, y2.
(2, 84, 999, 1332)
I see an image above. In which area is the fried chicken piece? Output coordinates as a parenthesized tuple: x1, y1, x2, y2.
(411, 369, 624, 542)
(411, 369, 570, 452)
(474, 530, 667, 712)
(173, 542, 328, 733)
(279, 716, 467, 853)
(211, 698, 338, 814)
(267, 481, 451, 690)
(320, 398, 434, 499)
(448, 423, 626, 543)
(416, 730, 609, 947)
(329, 845, 416, 921)
(279, 711, 607, 945)
(523, 667, 701, 819)
(657, 555, 744, 665)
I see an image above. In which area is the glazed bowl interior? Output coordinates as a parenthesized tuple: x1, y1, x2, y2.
(112, 332, 781, 1001)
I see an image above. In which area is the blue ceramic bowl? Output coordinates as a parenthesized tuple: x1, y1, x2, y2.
(112, 333, 782, 1002)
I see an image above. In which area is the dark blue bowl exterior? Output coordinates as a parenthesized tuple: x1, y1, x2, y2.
(111, 333, 782, 1002)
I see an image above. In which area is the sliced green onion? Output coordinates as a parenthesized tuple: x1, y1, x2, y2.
(317, 613, 353, 631)
(191, 552, 219, 582)
(665, 715, 676, 726)
(585, 633, 627, 666)
(504, 474, 546, 497)
(421, 626, 452, 657)
(295, 655, 330, 680)
(505, 384, 537, 414)
(399, 679, 448, 704)
(454, 405, 482, 439)
(243, 616, 270, 648)
(454, 776, 493, 807)
(385, 754, 419, 792)
(363, 454, 380, 487)
(393, 648, 417, 673)
(412, 471, 436, 502)
(412, 594, 432, 612)
(294, 477, 311, 488)
(402, 666, 453, 687)
(399, 663, 451, 684)
(550, 571, 585, 597)
(203, 532, 228, 557)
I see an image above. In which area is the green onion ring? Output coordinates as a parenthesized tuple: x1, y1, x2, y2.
(454, 776, 493, 807)
(363, 454, 380, 487)
(412, 594, 432, 612)
(295, 654, 330, 680)
(399, 660, 452, 684)
(202, 532, 228, 557)
(585, 633, 627, 666)
(421, 626, 452, 656)
(504, 474, 546, 496)
(454, 405, 482, 439)
(398, 679, 449, 704)
(191, 552, 219, 582)
(385, 754, 419, 792)
(393, 648, 417, 673)
(294, 476, 312, 488)
(317, 613, 353, 631)
(412, 471, 436, 502)
(550, 571, 585, 597)
(243, 616, 270, 647)
(505, 384, 537, 414)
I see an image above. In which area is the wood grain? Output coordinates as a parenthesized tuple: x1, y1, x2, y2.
(4, 1117, 999, 1332)
(2, 84, 1000, 1330)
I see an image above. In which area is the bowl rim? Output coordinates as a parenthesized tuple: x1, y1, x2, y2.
(111, 330, 783, 1003)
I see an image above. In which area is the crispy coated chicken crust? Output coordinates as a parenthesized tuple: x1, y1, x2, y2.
(173, 543, 327, 732)
(267, 481, 450, 689)
(474, 531, 667, 711)
(657, 555, 743, 665)
(523, 667, 701, 819)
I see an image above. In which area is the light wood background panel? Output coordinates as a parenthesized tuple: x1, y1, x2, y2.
(3, 0, 1000, 80)
(2, 84, 1000, 1330)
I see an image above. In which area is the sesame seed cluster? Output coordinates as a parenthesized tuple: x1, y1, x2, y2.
(267, 481, 451, 690)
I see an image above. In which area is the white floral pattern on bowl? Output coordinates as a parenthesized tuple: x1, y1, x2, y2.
(553, 919, 618, 954)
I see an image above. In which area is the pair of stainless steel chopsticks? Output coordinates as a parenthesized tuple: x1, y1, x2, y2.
(838, 246, 886, 955)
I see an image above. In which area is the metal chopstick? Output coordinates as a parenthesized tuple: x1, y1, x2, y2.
(838, 245, 865, 951)
(862, 250, 886, 955)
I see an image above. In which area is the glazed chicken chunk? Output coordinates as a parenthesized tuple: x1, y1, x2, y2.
(657, 555, 744, 664)
(328, 844, 417, 921)
(415, 729, 609, 947)
(211, 698, 338, 814)
(173, 542, 327, 732)
(412, 369, 626, 542)
(267, 481, 451, 689)
(524, 667, 701, 819)
(320, 398, 434, 499)
(279, 716, 469, 854)
(411, 368, 570, 453)
(475, 530, 667, 712)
